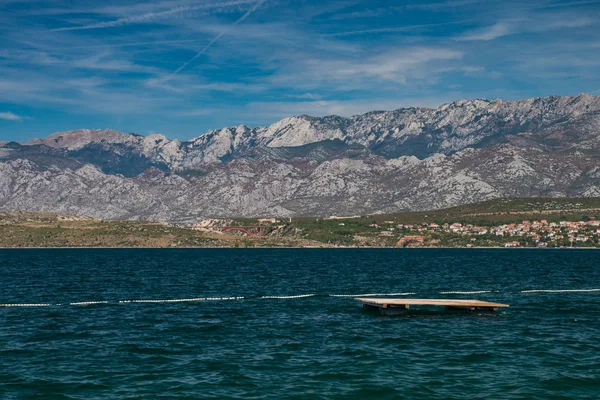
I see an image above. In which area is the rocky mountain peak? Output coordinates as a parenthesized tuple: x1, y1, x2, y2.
(26, 128, 137, 150)
(1, 94, 600, 221)
(260, 115, 345, 147)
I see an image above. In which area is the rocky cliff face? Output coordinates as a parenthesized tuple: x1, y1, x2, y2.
(1, 94, 599, 222)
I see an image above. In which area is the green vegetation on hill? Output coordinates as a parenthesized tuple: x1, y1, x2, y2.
(286, 197, 600, 247)
(347, 197, 600, 226)
(1, 197, 600, 248)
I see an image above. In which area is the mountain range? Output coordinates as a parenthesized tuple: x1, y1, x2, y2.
(1, 93, 600, 223)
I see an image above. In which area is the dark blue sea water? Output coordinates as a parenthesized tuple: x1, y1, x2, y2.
(1, 249, 600, 399)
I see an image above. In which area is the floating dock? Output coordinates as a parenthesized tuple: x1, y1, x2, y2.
(356, 298, 509, 315)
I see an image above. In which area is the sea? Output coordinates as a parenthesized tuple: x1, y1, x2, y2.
(1, 248, 600, 399)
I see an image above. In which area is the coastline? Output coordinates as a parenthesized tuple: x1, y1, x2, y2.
(1, 246, 598, 250)
(2, 204, 600, 250)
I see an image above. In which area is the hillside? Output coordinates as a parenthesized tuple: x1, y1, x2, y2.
(1, 94, 600, 222)
(0, 211, 325, 248)
(362, 197, 600, 224)
(2, 198, 600, 248)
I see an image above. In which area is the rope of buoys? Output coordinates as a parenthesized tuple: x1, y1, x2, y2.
(330, 292, 415, 297)
(440, 291, 498, 294)
(521, 288, 600, 293)
(119, 297, 244, 303)
(260, 294, 315, 299)
(1, 288, 599, 307)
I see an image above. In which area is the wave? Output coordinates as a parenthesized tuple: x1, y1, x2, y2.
(521, 289, 600, 293)
(260, 294, 316, 299)
(0, 303, 51, 307)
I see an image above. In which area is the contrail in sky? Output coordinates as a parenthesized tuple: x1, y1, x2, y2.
(326, 20, 473, 37)
(50, 0, 255, 32)
(163, 0, 266, 81)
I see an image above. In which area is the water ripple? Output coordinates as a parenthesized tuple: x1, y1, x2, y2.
(1, 248, 600, 398)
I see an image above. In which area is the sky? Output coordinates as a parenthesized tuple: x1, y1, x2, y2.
(0, 0, 599, 141)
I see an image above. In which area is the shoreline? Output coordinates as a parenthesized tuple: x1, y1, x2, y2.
(0, 246, 598, 250)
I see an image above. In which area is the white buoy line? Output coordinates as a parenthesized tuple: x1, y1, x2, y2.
(520, 288, 600, 293)
(260, 294, 316, 299)
(119, 297, 244, 303)
(0, 303, 51, 307)
(330, 292, 416, 297)
(2, 288, 599, 308)
(439, 290, 499, 294)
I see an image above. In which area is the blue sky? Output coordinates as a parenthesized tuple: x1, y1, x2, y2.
(0, 0, 599, 141)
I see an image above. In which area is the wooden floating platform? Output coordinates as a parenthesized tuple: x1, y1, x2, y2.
(356, 298, 509, 315)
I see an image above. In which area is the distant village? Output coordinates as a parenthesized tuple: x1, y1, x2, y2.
(372, 219, 600, 247)
(188, 216, 600, 248)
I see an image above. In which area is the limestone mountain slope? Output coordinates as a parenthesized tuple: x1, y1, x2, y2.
(1, 94, 599, 222)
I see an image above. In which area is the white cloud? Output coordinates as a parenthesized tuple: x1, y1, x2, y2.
(1, 0, 597, 136)
(458, 14, 593, 41)
(145, 74, 268, 94)
(287, 93, 323, 100)
(71, 52, 158, 73)
(0, 111, 23, 121)
(243, 96, 460, 119)
(173, 96, 464, 129)
(267, 47, 464, 89)
(0, 73, 181, 115)
(459, 22, 513, 41)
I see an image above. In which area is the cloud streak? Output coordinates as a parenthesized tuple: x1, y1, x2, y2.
(0, 111, 23, 121)
(265, 47, 465, 90)
(325, 20, 471, 37)
(538, 0, 600, 9)
(458, 14, 593, 41)
(50, 0, 256, 32)
(163, 0, 266, 81)
(1, 0, 599, 140)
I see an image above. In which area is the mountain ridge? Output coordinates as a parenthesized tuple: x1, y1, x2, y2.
(1, 93, 600, 222)
(18, 93, 600, 165)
